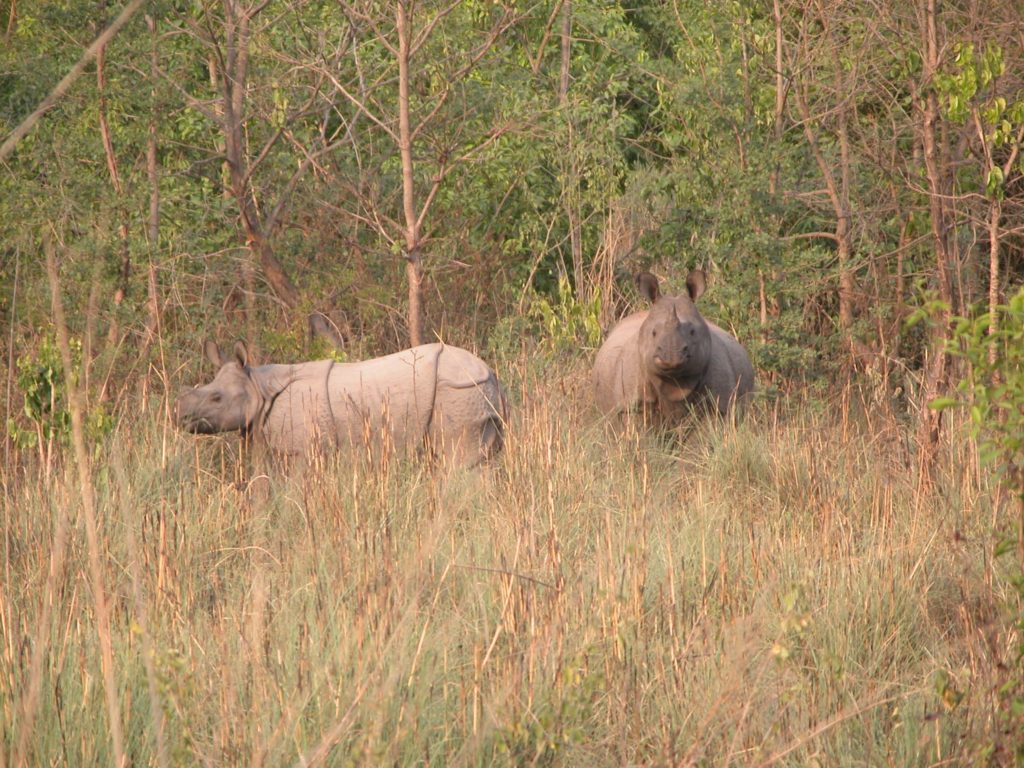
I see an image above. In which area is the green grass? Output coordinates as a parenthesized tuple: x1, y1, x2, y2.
(1, 356, 1018, 766)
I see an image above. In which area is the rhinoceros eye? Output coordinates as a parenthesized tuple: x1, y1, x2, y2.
(210, 393, 222, 403)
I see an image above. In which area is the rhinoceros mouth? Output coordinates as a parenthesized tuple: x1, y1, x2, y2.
(652, 354, 690, 373)
(178, 415, 219, 434)
(651, 358, 704, 388)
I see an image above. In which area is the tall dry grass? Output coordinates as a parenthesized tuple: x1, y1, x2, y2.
(0, 352, 1018, 766)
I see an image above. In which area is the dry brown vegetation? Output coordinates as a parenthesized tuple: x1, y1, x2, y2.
(1, 352, 1018, 766)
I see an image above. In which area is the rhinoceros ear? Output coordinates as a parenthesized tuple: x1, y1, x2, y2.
(635, 271, 661, 303)
(233, 340, 251, 368)
(686, 269, 707, 302)
(204, 340, 223, 367)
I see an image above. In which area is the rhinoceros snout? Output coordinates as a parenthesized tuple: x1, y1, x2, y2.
(653, 345, 689, 370)
(175, 406, 216, 434)
(174, 390, 209, 432)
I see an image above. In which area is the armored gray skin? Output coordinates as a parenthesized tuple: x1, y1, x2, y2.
(176, 340, 507, 467)
(592, 270, 754, 421)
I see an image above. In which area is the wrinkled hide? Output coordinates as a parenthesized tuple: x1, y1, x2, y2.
(176, 342, 507, 467)
(592, 270, 754, 421)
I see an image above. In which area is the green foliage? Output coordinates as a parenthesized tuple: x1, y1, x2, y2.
(490, 662, 603, 765)
(8, 335, 71, 450)
(934, 287, 1024, 760)
(527, 276, 603, 355)
(936, 41, 1024, 201)
(942, 288, 1024, 495)
(932, 669, 965, 713)
(770, 586, 812, 663)
(6, 333, 113, 452)
(935, 42, 1006, 124)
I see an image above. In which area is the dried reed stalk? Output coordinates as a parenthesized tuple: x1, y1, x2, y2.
(44, 233, 126, 767)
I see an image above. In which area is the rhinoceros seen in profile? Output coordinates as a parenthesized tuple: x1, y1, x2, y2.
(176, 340, 507, 467)
(592, 270, 754, 422)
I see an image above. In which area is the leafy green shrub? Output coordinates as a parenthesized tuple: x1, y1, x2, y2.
(8, 335, 70, 451)
(937, 287, 1024, 520)
(934, 286, 1024, 762)
(527, 276, 603, 355)
(488, 276, 603, 370)
(6, 333, 113, 460)
(490, 662, 603, 766)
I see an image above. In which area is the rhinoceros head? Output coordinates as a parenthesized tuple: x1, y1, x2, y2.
(636, 270, 712, 381)
(175, 341, 263, 434)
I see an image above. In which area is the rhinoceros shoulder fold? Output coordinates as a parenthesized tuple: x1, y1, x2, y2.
(249, 360, 334, 401)
(434, 343, 496, 389)
(249, 360, 338, 454)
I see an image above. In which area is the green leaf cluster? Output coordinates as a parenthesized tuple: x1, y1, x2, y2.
(935, 288, 1024, 758)
(6, 332, 113, 452)
(527, 275, 603, 356)
(943, 289, 1024, 492)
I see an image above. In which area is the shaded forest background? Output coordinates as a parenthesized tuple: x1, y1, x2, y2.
(2, 0, 1022, 424)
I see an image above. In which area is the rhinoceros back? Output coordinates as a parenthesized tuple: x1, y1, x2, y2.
(321, 342, 504, 465)
(323, 344, 443, 457)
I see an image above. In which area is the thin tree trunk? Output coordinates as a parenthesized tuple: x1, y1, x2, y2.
(141, 11, 166, 401)
(4, 0, 15, 42)
(758, 268, 768, 344)
(221, 0, 300, 310)
(975, 111, 1024, 371)
(97, 43, 131, 351)
(769, 0, 785, 201)
(397, 0, 425, 346)
(84, 263, 104, 401)
(896, 212, 908, 312)
(916, 0, 953, 457)
(559, 0, 584, 293)
(559, 0, 571, 100)
(242, 251, 259, 346)
(3, 249, 18, 608)
(836, 80, 855, 330)
(97, 45, 121, 195)
(763, 0, 785, 345)
(792, 38, 856, 335)
(146, 14, 160, 250)
(987, 201, 1000, 368)
(144, 15, 162, 348)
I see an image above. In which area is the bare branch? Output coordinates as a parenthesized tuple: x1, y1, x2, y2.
(265, 129, 353, 234)
(241, 77, 327, 189)
(151, 63, 223, 124)
(411, 8, 519, 141)
(528, 0, 566, 74)
(320, 67, 397, 141)
(336, 0, 398, 56)
(410, 0, 462, 56)
(0, 0, 146, 163)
